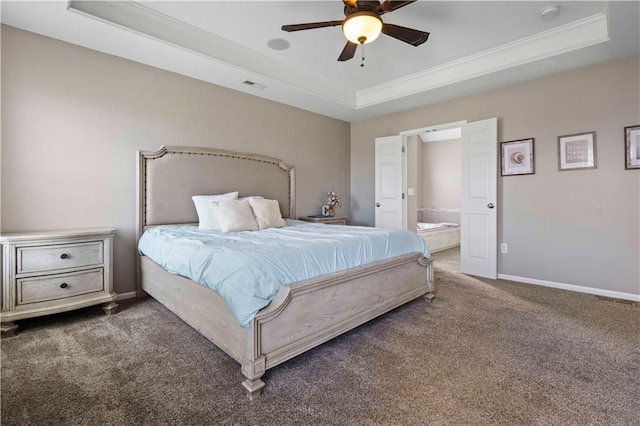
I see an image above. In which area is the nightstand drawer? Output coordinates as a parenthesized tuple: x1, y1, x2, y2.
(17, 268, 104, 305)
(18, 241, 104, 274)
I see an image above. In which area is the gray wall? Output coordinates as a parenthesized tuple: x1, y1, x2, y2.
(421, 138, 461, 211)
(351, 56, 640, 297)
(406, 135, 419, 233)
(1, 26, 351, 295)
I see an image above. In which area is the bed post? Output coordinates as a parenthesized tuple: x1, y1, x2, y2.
(136, 148, 149, 298)
(241, 357, 266, 400)
(241, 320, 266, 399)
(420, 257, 436, 301)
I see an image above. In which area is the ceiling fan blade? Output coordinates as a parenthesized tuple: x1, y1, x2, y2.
(381, 23, 429, 46)
(338, 41, 358, 61)
(281, 21, 343, 32)
(377, 1, 416, 15)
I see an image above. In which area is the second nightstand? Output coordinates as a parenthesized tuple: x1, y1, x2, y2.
(299, 215, 348, 225)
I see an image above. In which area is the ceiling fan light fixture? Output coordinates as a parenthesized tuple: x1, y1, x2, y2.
(342, 11, 383, 45)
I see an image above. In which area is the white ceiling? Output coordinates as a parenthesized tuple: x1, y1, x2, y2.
(2, 1, 638, 122)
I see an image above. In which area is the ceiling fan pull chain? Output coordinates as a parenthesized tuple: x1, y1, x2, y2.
(360, 44, 365, 68)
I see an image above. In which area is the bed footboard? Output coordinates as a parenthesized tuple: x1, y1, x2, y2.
(140, 253, 434, 400)
(241, 253, 434, 399)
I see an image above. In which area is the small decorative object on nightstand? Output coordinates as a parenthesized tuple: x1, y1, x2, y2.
(326, 190, 341, 217)
(299, 215, 348, 225)
(0, 228, 118, 337)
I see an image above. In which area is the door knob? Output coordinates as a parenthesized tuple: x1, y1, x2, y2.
(487, 203, 495, 209)
(375, 203, 381, 207)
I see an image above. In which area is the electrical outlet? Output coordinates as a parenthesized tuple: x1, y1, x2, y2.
(500, 243, 508, 254)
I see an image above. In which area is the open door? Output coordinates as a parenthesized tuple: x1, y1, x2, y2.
(375, 135, 404, 229)
(460, 118, 498, 278)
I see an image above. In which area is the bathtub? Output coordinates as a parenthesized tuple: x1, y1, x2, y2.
(417, 222, 460, 253)
(417, 209, 461, 253)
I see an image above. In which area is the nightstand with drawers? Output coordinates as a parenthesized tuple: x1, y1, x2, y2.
(0, 228, 118, 337)
(299, 215, 348, 225)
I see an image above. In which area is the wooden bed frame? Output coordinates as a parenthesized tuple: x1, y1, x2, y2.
(136, 146, 435, 399)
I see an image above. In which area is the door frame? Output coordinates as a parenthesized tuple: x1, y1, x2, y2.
(392, 119, 498, 279)
(399, 120, 468, 230)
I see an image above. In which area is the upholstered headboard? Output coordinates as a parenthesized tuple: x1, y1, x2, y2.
(136, 146, 295, 237)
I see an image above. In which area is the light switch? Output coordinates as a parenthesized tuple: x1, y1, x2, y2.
(407, 188, 415, 196)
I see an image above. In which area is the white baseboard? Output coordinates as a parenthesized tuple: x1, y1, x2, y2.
(115, 291, 137, 301)
(497, 274, 640, 302)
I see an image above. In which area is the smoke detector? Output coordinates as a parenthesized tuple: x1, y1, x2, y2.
(540, 5, 560, 19)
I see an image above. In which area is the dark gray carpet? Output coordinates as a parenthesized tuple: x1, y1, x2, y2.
(2, 269, 638, 425)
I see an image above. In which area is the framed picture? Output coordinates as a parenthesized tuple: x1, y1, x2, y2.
(625, 125, 640, 169)
(558, 131, 597, 171)
(501, 138, 534, 176)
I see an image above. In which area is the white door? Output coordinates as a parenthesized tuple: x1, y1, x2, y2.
(375, 135, 404, 229)
(460, 118, 498, 278)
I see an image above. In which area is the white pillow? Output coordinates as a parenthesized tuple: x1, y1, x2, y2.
(192, 192, 239, 230)
(249, 198, 287, 230)
(212, 199, 259, 233)
(238, 195, 264, 202)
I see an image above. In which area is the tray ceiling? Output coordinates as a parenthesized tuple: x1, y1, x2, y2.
(2, 1, 638, 121)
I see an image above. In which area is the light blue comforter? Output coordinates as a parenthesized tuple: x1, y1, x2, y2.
(138, 220, 429, 327)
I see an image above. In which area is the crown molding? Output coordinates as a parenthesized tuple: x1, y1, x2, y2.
(4, 1, 626, 122)
(356, 13, 609, 108)
(68, 0, 356, 108)
(69, 2, 609, 112)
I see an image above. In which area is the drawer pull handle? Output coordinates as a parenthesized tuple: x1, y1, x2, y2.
(60, 283, 68, 289)
(60, 253, 68, 259)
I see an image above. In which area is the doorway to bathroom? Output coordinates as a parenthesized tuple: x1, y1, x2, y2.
(409, 124, 462, 272)
(374, 118, 498, 278)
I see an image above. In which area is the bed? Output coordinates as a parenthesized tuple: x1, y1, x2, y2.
(136, 146, 435, 399)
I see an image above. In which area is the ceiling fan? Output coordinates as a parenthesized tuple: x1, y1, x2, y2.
(281, 0, 429, 62)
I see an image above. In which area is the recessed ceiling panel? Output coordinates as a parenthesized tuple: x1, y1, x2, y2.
(1, 1, 637, 121)
(143, 1, 605, 89)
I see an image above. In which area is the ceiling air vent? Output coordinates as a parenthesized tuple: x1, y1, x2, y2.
(242, 80, 266, 90)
